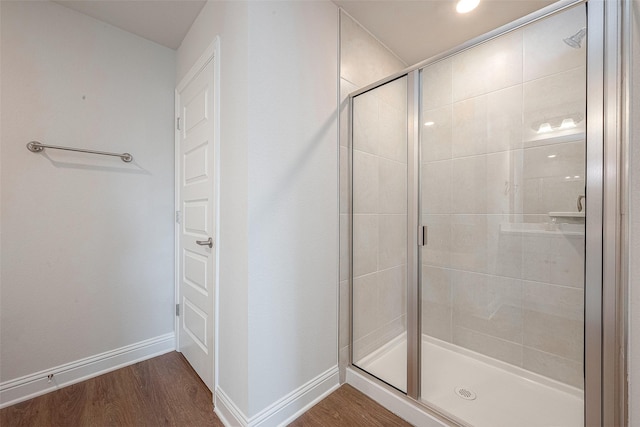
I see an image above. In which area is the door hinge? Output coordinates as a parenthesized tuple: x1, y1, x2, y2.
(176, 117, 181, 131)
(418, 225, 427, 246)
(175, 210, 181, 224)
(176, 304, 180, 316)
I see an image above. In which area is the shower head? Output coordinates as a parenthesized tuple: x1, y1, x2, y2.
(563, 27, 587, 48)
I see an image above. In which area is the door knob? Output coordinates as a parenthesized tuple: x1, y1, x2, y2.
(196, 237, 213, 248)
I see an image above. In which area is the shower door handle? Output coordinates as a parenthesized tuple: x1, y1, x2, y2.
(196, 237, 213, 248)
(418, 226, 427, 246)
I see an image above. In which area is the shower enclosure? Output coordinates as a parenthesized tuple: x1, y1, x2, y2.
(348, 2, 612, 426)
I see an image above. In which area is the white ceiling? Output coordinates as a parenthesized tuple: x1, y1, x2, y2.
(52, 0, 557, 61)
(53, 0, 206, 50)
(333, 0, 558, 65)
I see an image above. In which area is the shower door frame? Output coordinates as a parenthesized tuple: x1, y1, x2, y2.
(347, 0, 624, 425)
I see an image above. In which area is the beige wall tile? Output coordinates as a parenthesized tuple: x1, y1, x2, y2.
(521, 232, 553, 284)
(537, 176, 585, 216)
(523, 308, 583, 361)
(353, 150, 378, 214)
(422, 265, 452, 304)
(353, 91, 380, 155)
(353, 214, 378, 276)
(523, 347, 583, 389)
(422, 160, 452, 214)
(487, 150, 524, 214)
(376, 76, 408, 110)
(548, 234, 584, 288)
(454, 299, 523, 342)
(379, 158, 407, 214)
(379, 265, 407, 323)
(452, 31, 523, 101)
(340, 11, 406, 89)
(421, 58, 452, 110)
(523, 5, 586, 82)
(522, 140, 585, 214)
(453, 326, 523, 367)
(449, 151, 524, 216)
(421, 214, 452, 268)
(523, 280, 583, 321)
(486, 215, 523, 279)
(450, 214, 487, 273)
(452, 94, 488, 158)
(422, 265, 452, 342)
(522, 232, 584, 288)
(523, 67, 586, 144)
(378, 214, 407, 270)
(354, 315, 406, 364)
(378, 100, 408, 163)
(421, 105, 453, 162)
(452, 271, 523, 342)
(451, 155, 487, 214)
(487, 85, 524, 153)
(423, 302, 452, 342)
(353, 272, 379, 341)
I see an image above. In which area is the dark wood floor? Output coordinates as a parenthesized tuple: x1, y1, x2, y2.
(290, 384, 412, 427)
(0, 352, 223, 427)
(1, 352, 411, 427)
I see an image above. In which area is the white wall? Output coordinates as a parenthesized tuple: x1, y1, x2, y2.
(246, 1, 338, 417)
(177, 1, 339, 423)
(0, 0, 175, 384)
(629, 1, 640, 424)
(177, 0, 250, 415)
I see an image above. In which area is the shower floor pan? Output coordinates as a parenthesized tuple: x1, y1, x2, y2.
(357, 334, 583, 427)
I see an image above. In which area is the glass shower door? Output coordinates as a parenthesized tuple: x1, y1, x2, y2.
(351, 76, 408, 392)
(419, 4, 586, 426)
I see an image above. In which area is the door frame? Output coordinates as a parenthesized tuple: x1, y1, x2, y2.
(174, 37, 221, 392)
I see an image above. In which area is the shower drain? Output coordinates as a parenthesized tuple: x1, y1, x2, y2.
(454, 386, 477, 401)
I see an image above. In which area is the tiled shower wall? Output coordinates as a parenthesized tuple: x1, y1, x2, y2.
(352, 78, 408, 363)
(420, 6, 586, 388)
(338, 11, 406, 381)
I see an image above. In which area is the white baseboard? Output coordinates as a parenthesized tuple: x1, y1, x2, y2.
(215, 366, 339, 427)
(0, 332, 175, 409)
(215, 386, 249, 426)
(252, 366, 339, 427)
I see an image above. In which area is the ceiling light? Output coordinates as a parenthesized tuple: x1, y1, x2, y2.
(537, 123, 553, 134)
(560, 118, 576, 129)
(547, 154, 556, 158)
(456, 0, 480, 14)
(424, 121, 435, 126)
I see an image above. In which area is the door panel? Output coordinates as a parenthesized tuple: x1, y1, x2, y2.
(184, 142, 209, 184)
(178, 58, 215, 391)
(183, 200, 209, 236)
(184, 249, 208, 294)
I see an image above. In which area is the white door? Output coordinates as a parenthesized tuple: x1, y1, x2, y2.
(177, 58, 215, 391)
